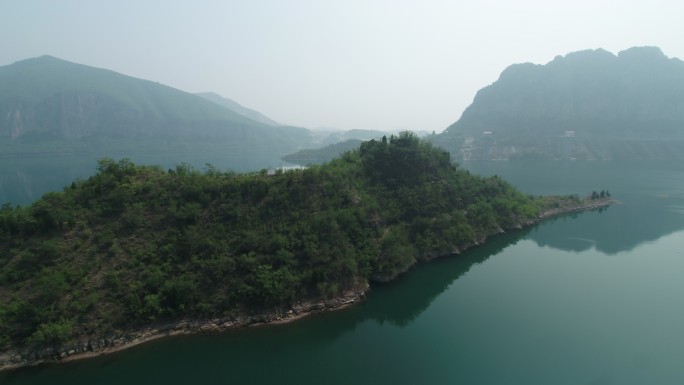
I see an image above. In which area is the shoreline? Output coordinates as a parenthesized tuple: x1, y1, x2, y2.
(64, 290, 363, 363)
(537, 197, 617, 221)
(0, 197, 615, 372)
(0, 283, 369, 371)
(0, 287, 367, 372)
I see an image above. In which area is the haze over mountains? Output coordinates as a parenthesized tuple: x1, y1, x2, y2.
(195, 92, 280, 127)
(5, 47, 681, 167)
(281, 46, 684, 165)
(1, 56, 256, 138)
(436, 46, 684, 160)
(2, 47, 684, 204)
(0, 55, 311, 170)
(0, 55, 416, 204)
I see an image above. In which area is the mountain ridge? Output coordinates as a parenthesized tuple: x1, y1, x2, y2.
(195, 92, 280, 127)
(0, 55, 264, 139)
(0, 55, 313, 174)
(437, 46, 684, 160)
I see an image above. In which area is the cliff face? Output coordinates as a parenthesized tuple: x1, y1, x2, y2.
(438, 47, 684, 160)
(3, 91, 144, 139)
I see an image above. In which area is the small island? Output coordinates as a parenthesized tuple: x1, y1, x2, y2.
(0, 133, 613, 370)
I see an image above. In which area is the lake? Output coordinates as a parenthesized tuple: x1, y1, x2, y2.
(0, 153, 300, 206)
(2, 159, 684, 384)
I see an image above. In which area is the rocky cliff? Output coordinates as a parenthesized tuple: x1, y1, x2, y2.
(437, 47, 684, 160)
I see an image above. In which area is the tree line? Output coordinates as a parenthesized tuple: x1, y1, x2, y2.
(0, 132, 546, 351)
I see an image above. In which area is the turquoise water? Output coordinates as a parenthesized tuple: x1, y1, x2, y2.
(3, 160, 684, 384)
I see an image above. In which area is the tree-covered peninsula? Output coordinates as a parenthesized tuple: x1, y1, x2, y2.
(0, 133, 607, 366)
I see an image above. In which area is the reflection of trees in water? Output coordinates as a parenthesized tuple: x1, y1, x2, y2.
(465, 160, 684, 255)
(11, 200, 679, 380)
(528, 197, 684, 255)
(363, 229, 532, 327)
(7, 159, 684, 379)
(304, 194, 684, 345)
(283, 228, 534, 345)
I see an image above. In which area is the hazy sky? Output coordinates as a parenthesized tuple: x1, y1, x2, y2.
(2, 0, 683, 132)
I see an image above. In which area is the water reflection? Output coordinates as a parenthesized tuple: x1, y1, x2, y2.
(0, 229, 532, 385)
(248, 228, 535, 345)
(361, 229, 532, 327)
(5, 160, 684, 384)
(465, 160, 684, 255)
(529, 196, 684, 254)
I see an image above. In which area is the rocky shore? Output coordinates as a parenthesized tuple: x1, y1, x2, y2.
(536, 197, 616, 221)
(0, 286, 368, 372)
(0, 197, 615, 372)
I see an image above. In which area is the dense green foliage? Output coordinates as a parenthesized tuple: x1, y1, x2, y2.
(0, 133, 541, 351)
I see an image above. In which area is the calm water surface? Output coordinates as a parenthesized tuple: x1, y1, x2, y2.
(3, 160, 684, 384)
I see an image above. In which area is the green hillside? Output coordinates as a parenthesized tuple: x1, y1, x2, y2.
(0, 133, 579, 356)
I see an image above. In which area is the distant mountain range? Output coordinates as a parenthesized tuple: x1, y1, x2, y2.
(4, 47, 681, 204)
(313, 129, 389, 147)
(281, 139, 365, 165)
(0, 56, 260, 139)
(435, 46, 684, 160)
(280, 129, 406, 166)
(282, 130, 432, 166)
(0, 55, 312, 172)
(195, 92, 280, 127)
